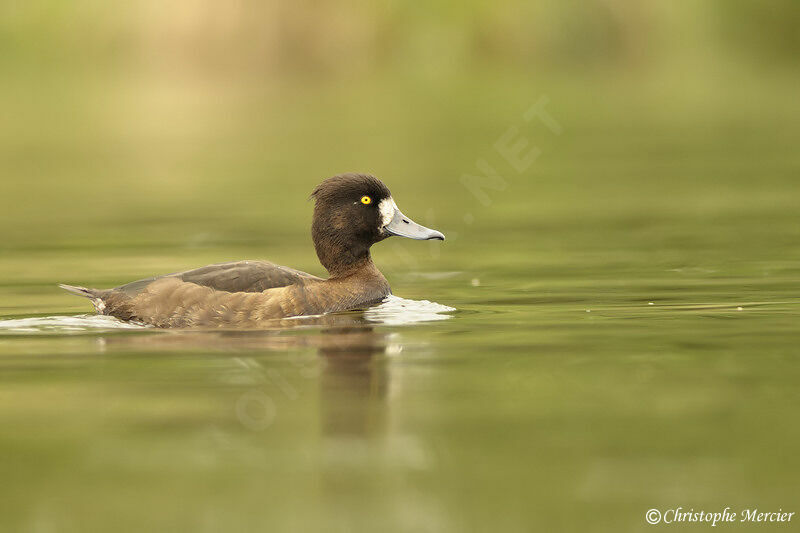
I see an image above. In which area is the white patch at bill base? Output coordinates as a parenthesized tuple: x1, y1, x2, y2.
(378, 197, 396, 228)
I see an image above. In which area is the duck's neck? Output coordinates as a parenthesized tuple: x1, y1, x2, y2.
(314, 237, 375, 279)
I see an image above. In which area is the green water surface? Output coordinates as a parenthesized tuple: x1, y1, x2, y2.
(1, 73, 799, 532)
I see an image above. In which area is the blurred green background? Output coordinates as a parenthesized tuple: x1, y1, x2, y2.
(1, 2, 800, 532)
(2, 0, 798, 277)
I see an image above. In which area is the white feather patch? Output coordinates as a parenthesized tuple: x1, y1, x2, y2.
(378, 197, 396, 227)
(91, 298, 106, 313)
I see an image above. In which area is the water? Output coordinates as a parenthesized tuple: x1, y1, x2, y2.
(2, 250, 799, 532)
(0, 314, 149, 333)
(2, 73, 800, 531)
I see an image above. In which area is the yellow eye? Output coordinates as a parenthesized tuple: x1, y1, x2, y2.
(360, 196, 372, 205)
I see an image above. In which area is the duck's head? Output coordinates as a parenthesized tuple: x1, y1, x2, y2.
(310, 173, 444, 275)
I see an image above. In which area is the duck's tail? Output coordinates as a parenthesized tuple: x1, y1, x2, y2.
(58, 284, 108, 313)
(58, 284, 97, 298)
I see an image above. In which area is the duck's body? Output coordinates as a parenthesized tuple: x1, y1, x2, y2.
(60, 174, 443, 328)
(60, 259, 390, 328)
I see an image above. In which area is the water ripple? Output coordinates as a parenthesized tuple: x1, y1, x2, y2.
(364, 295, 455, 325)
(0, 296, 454, 334)
(0, 314, 148, 334)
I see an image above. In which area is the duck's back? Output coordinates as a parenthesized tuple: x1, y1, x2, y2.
(116, 260, 322, 297)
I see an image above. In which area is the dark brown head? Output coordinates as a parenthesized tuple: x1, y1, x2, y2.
(310, 173, 444, 276)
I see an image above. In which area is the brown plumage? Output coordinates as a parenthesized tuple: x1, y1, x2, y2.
(59, 173, 444, 328)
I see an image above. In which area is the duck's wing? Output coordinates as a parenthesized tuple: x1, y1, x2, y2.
(115, 260, 323, 297)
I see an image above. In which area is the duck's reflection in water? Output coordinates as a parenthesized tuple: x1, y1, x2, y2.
(98, 312, 394, 441)
(97, 315, 445, 529)
(317, 326, 391, 438)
